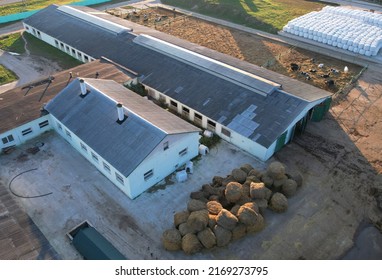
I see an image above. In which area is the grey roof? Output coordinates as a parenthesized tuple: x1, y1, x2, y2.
(45, 78, 199, 177)
(24, 5, 330, 148)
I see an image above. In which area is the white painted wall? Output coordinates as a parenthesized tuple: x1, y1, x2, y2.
(0, 115, 52, 151)
(23, 23, 96, 63)
(51, 115, 199, 199)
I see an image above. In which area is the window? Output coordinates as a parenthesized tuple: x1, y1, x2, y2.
(163, 141, 169, 151)
(25, 26, 29, 30)
(39, 120, 49, 128)
(72, 48, 76, 55)
(207, 119, 216, 128)
(116, 173, 124, 184)
(194, 112, 202, 120)
(2, 135, 14, 144)
(22, 128, 32, 136)
(80, 142, 87, 152)
(84, 55, 89, 62)
(103, 162, 111, 173)
(221, 127, 231, 137)
(37, 31, 41, 36)
(77, 51, 82, 58)
(170, 100, 178, 107)
(144, 169, 154, 181)
(57, 122, 62, 131)
(55, 40, 58, 47)
(60, 42, 64, 48)
(66, 46, 70, 52)
(91, 152, 98, 162)
(179, 148, 188, 156)
(65, 129, 71, 138)
(182, 107, 190, 113)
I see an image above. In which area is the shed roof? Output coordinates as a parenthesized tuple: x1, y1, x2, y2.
(45, 78, 199, 177)
(24, 5, 331, 148)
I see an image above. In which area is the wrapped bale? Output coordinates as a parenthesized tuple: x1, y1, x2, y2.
(248, 169, 262, 178)
(246, 213, 265, 233)
(253, 199, 268, 214)
(174, 210, 190, 228)
(213, 225, 232, 247)
(269, 193, 288, 213)
(207, 201, 223, 215)
(182, 233, 203, 254)
(225, 182, 243, 203)
(212, 176, 224, 187)
(237, 205, 260, 226)
(197, 227, 216, 249)
(208, 214, 217, 229)
(187, 210, 209, 232)
(202, 184, 219, 196)
(179, 222, 196, 236)
(187, 199, 206, 212)
(216, 209, 238, 230)
(232, 223, 247, 241)
(250, 182, 267, 199)
(267, 161, 286, 180)
(240, 163, 254, 174)
(231, 168, 247, 183)
(162, 229, 182, 251)
(261, 174, 274, 188)
(282, 179, 298, 197)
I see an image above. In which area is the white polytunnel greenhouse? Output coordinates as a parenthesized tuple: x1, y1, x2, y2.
(282, 6, 382, 56)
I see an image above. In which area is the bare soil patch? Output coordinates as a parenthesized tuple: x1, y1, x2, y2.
(108, 7, 363, 93)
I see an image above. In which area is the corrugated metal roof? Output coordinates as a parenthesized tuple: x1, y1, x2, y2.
(45, 79, 199, 177)
(24, 5, 330, 148)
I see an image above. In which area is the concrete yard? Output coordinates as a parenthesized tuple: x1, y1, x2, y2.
(1, 123, 381, 259)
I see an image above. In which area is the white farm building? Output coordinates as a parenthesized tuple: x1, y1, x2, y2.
(20, 4, 333, 162)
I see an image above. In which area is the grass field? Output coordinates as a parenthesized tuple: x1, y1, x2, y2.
(0, 0, 81, 16)
(162, 0, 334, 33)
(0, 64, 18, 85)
(0, 33, 25, 53)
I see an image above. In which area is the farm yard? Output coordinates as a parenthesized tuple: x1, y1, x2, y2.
(107, 6, 363, 93)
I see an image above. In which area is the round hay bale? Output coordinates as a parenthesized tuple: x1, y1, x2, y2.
(250, 182, 266, 199)
(253, 199, 268, 214)
(162, 229, 182, 251)
(245, 176, 261, 184)
(272, 175, 287, 192)
(237, 205, 259, 226)
(178, 222, 196, 236)
(225, 182, 243, 203)
(182, 233, 203, 254)
(248, 169, 262, 178)
(267, 161, 286, 180)
(216, 209, 238, 230)
(213, 225, 232, 247)
(209, 195, 220, 202)
(230, 204, 240, 216)
(232, 223, 247, 241)
(261, 174, 274, 188)
(207, 201, 223, 215)
(246, 213, 265, 233)
(222, 175, 235, 187)
(190, 191, 207, 201)
(202, 184, 219, 196)
(264, 187, 272, 201)
(242, 202, 259, 213)
(240, 163, 254, 174)
(219, 195, 232, 209)
(269, 192, 288, 213)
(282, 179, 297, 197)
(212, 176, 224, 187)
(174, 211, 190, 228)
(187, 210, 209, 232)
(231, 168, 247, 183)
(242, 183, 250, 197)
(291, 173, 303, 188)
(236, 195, 252, 206)
(187, 199, 206, 212)
(197, 227, 216, 249)
(208, 214, 217, 229)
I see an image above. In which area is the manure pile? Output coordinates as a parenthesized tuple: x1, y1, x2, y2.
(162, 161, 302, 254)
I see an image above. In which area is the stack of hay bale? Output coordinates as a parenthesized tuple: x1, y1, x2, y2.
(162, 161, 302, 254)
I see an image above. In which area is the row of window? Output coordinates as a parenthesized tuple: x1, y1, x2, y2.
(1, 120, 50, 145)
(54, 39, 91, 63)
(163, 95, 232, 138)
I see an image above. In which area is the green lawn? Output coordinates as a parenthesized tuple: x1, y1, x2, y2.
(0, 64, 18, 85)
(162, 0, 334, 33)
(0, 33, 25, 53)
(0, 0, 81, 16)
